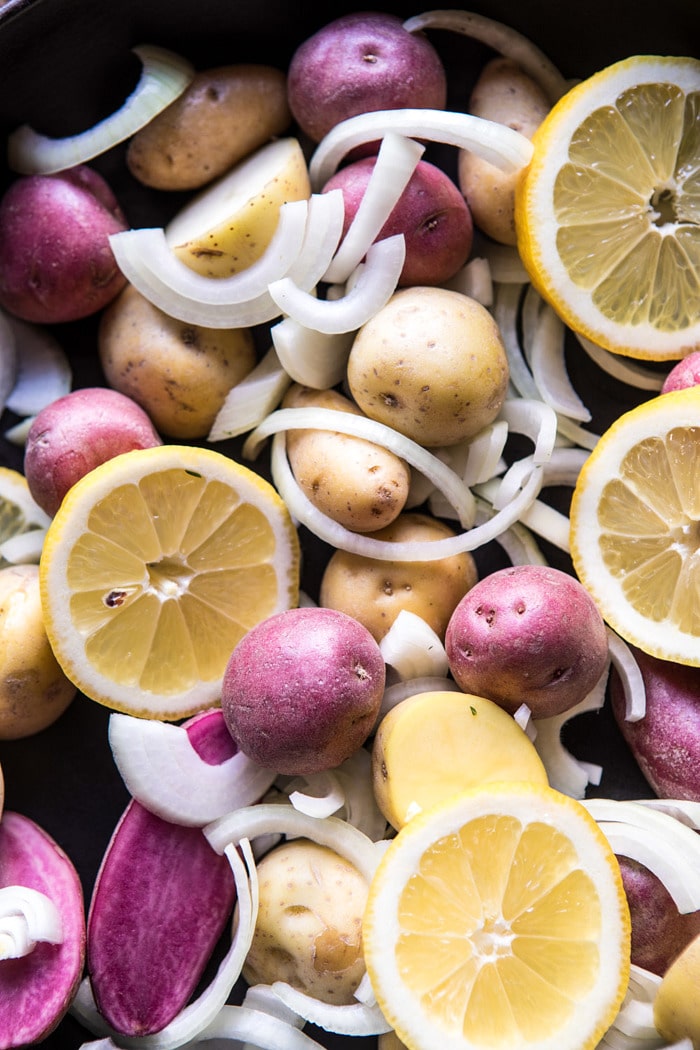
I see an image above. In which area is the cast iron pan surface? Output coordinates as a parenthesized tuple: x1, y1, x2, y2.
(0, 1, 697, 1047)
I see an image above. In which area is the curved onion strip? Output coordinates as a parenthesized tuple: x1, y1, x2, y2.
(542, 446, 589, 485)
(481, 243, 530, 285)
(208, 347, 292, 443)
(271, 318, 355, 390)
(378, 676, 462, 722)
(607, 629, 646, 722)
(71, 839, 258, 1050)
(244, 406, 476, 527)
(444, 256, 493, 305)
(4, 314, 71, 416)
(463, 420, 509, 486)
(488, 456, 538, 510)
(613, 997, 658, 1040)
(195, 1003, 325, 1049)
(269, 983, 391, 1037)
(493, 283, 539, 400)
(272, 431, 544, 561)
(269, 235, 405, 334)
(353, 972, 377, 1008)
(474, 498, 547, 566)
(0, 886, 63, 959)
(0, 310, 18, 419)
(635, 798, 700, 830)
(576, 333, 665, 392)
(498, 398, 558, 463)
(8, 46, 194, 174)
(283, 772, 345, 820)
(0, 528, 47, 565)
(529, 305, 592, 422)
(556, 414, 600, 451)
(323, 132, 424, 284)
(108, 713, 277, 826)
(243, 983, 306, 1027)
(532, 671, 608, 798)
(379, 610, 449, 681)
(3, 416, 35, 447)
(331, 750, 388, 842)
(310, 109, 534, 189)
(512, 496, 571, 552)
(284, 189, 346, 290)
(403, 10, 568, 103)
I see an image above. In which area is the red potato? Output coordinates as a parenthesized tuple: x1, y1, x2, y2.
(662, 350, 700, 392)
(24, 386, 162, 517)
(287, 12, 447, 144)
(322, 157, 473, 287)
(0, 165, 127, 324)
(618, 855, 700, 976)
(0, 810, 85, 1048)
(445, 565, 610, 719)
(610, 646, 700, 801)
(221, 606, 385, 775)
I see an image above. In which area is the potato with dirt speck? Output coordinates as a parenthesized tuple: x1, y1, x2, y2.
(98, 284, 256, 438)
(282, 384, 411, 532)
(241, 838, 369, 1005)
(346, 286, 509, 447)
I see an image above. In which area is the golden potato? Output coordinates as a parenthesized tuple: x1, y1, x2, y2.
(458, 57, 550, 244)
(126, 64, 291, 191)
(319, 512, 478, 641)
(98, 284, 256, 439)
(282, 384, 411, 533)
(347, 286, 509, 448)
(653, 931, 700, 1047)
(0, 564, 76, 740)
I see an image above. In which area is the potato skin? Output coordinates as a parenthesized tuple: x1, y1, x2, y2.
(320, 512, 478, 642)
(618, 855, 700, 976)
(653, 932, 700, 1045)
(283, 384, 411, 533)
(98, 284, 256, 439)
(126, 65, 291, 191)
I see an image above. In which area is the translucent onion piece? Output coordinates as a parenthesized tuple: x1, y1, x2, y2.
(309, 109, 534, 189)
(542, 446, 589, 486)
(323, 132, 424, 284)
(0, 309, 18, 419)
(242, 983, 306, 1027)
(443, 256, 493, 305)
(0, 527, 47, 564)
(516, 497, 572, 552)
(268, 983, 391, 1037)
(4, 314, 71, 416)
(331, 749, 388, 842)
(607, 629, 647, 722)
(529, 304, 592, 422)
(556, 414, 600, 451)
(532, 669, 608, 799)
(493, 282, 539, 400)
(576, 334, 665, 393)
(513, 703, 536, 742)
(108, 713, 277, 826)
(269, 235, 406, 334)
(3, 416, 35, 447)
(481, 243, 530, 285)
(635, 798, 700, 831)
(457, 420, 509, 487)
(380, 610, 448, 681)
(8, 45, 195, 174)
(283, 772, 345, 820)
(488, 455, 539, 510)
(271, 317, 355, 389)
(194, 1003, 325, 1050)
(244, 406, 476, 527)
(498, 397, 558, 463)
(473, 498, 547, 566)
(208, 346, 292, 443)
(402, 9, 568, 103)
(0, 885, 63, 959)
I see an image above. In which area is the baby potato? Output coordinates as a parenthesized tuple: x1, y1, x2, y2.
(241, 838, 369, 1005)
(126, 64, 291, 191)
(98, 284, 256, 439)
(282, 384, 411, 532)
(653, 931, 700, 1047)
(319, 512, 478, 641)
(458, 57, 550, 245)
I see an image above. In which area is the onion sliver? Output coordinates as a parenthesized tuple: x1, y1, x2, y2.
(607, 629, 646, 722)
(269, 235, 405, 334)
(244, 406, 476, 527)
(556, 414, 600, 451)
(194, 1003, 326, 1049)
(284, 772, 345, 820)
(403, 10, 568, 103)
(635, 798, 700, 831)
(493, 283, 539, 400)
(577, 334, 665, 393)
(323, 132, 424, 284)
(0, 885, 63, 959)
(444, 256, 493, 305)
(208, 346, 292, 443)
(0, 527, 47, 565)
(378, 677, 462, 722)
(309, 109, 534, 189)
(379, 610, 449, 681)
(462, 420, 509, 486)
(474, 499, 547, 567)
(498, 398, 558, 463)
(8, 46, 194, 174)
(108, 713, 277, 827)
(4, 314, 71, 417)
(269, 983, 391, 1037)
(532, 672, 608, 799)
(481, 243, 530, 285)
(0, 310, 18, 418)
(285, 189, 346, 290)
(529, 304, 592, 423)
(271, 318, 355, 390)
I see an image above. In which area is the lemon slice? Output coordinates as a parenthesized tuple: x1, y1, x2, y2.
(363, 782, 631, 1050)
(0, 466, 51, 568)
(515, 55, 700, 360)
(570, 386, 700, 666)
(39, 445, 300, 719)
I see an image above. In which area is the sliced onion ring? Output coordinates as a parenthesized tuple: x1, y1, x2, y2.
(531, 670, 608, 798)
(195, 1003, 327, 1049)
(208, 346, 292, 443)
(269, 982, 391, 1037)
(0, 885, 63, 959)
(8, 45, 194, 174)
(271, 318, 355, 390)
(607, 629, 646, 722)
(379, 610, 449, 681)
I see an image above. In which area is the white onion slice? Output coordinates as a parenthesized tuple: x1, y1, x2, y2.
(0, 310, 18, 419)
(607, 629, 646, 722)
(194, 1003, 326, 1049)
(108, 713, 277, 826)
(4, 315, 71, 416)
(0, 527, 47, 565)
(0, 886, 63, 959)
(576, 334, 665, 393)
(331, 749, 388, 842)
(378, 677, 462, 723)
(269, 235, 405, 334)
(443, 256, 493, 306)
(481, 243, 530, 285)
(473, 499, 547, 567)
(323, 131, 424, 284)
(529, 304, 592, 422)
(208, 346, 292, 443)
(510, 496, 572, 553)
(244, 407, 476, 528)
(493, 282, 539, 400)
(532, 669, 608, 799)
(635, 798, 700, 830)
(271, 317, 355, 389)
(462, 420, 509, 486)
(403, 10, 568, 103)
(379, 610, 449, 681)
(498, 397, 558, 463)
(542, 446, 589, 486)
(8, 45, 195, 174)
(3, 416, 35, 447)
(283, 772, 345, 820)
(269, 983, 391, 1037)
(556, 414, 600, 451)
(310, 109, 534, 189)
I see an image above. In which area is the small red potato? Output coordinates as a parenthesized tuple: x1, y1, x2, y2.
(221, 606, 385, 775)
(0, 810, 86, 1048)
(662, 350, 700, 393)
(287, 12, 447, 143)
(445, 565, 609, 718)
(322, 157, 473, 287)
(0, 165, 127, 324)
(618, 855, 700, 976)
(24, 386, 162, 517)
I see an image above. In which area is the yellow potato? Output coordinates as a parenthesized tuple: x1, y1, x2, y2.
(458, 57, 550, 245)
(283, 384, 411, 533)
(319, 512, 478, 641)
(0, 564, 76, 740)
(347, 286, 509, 447)
(126, 64, 291, 191)
(98, 284, 256, 439)
(653, 931, 700, 1047)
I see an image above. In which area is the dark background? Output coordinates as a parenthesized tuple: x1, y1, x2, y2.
(0, 0, 697, 1047)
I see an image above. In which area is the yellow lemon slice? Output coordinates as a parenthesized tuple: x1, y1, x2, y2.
(372, 691, 548, 830)
(515, 55, 700, 360)
(570, 386, 700, 666)
(363, 782, 631, 1050)
(39, 444, 300, 719)
(0, 466, 51, 568)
